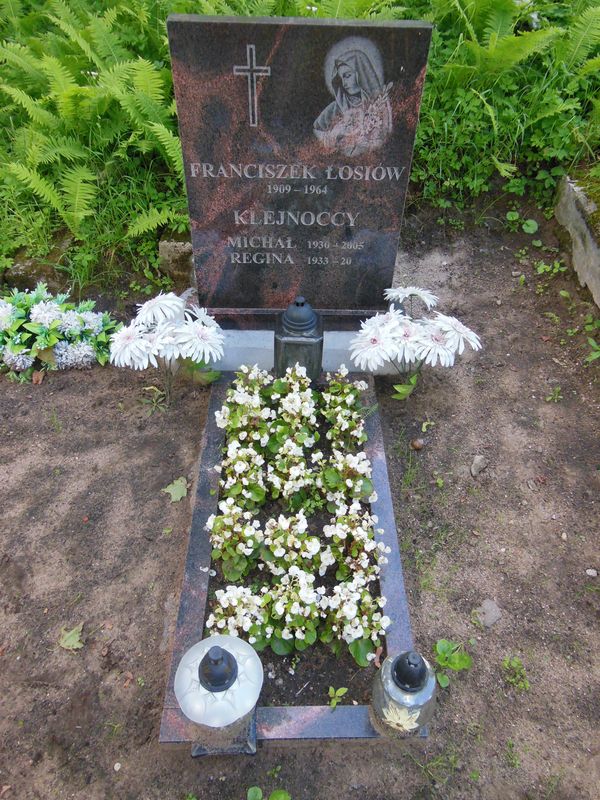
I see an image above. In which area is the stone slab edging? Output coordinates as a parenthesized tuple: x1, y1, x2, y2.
(159, 373, 414, 749)
(555, 175, 600, 308)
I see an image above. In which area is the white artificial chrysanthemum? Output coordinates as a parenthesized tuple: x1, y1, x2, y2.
(384, 286, 438, 309)
(176, 319, 225, 363)
(30, 300, 63, 326)
(0, 300, 13, 332)
(135, 292, 185, 327)
(153, 320, 186, 365)
(349, 322, 396, 372)
(390, 317, 421, 364)
(414, 324, 456, 367)
(3, 348, 34, 372)
(109, 323, 152, 369)
(433, 312, 481, 355)
(184, 304, 219, 327)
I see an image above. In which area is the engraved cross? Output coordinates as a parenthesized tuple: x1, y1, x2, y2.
(233, 44, 271, 127)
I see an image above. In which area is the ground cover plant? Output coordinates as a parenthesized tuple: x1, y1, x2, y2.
(0, 280, 118, 381)
(204, 364, 392, 667)
(1, 0, 598, 289)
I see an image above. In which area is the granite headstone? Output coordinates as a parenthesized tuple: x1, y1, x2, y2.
(168, 15, 431, 326)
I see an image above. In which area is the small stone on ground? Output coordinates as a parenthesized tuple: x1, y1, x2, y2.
(475, 598, 503, 628)
(470, 455, 489, 477)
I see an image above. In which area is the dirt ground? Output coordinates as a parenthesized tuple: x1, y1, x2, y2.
(1, 209, 599, 800)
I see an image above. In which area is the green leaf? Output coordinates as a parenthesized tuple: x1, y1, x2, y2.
(349, 637, 374, 667)
(271, 637, 294, 656)
(268, 791, 291, 800)
(59, 622, 84, 651)
(161, 476, 188, 503)
(448, 651, 473, 671)
(323, 468, 341, 488)
(437, 672, 450, 688)
(522, 219, 538, 234)
(247, 788, 263, 800)
(391, 374, 418, 400)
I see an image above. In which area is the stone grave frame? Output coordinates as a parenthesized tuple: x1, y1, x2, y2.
(160, 375, 415, 751)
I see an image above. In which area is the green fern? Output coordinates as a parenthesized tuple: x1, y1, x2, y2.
(59, 165, 97, 217)
(1, 85, 59, 128)
(127, 206, 181, 238)
(558, 7, 600, 68)
(8, 163, 64, 215)
(147, 122, 184, 179)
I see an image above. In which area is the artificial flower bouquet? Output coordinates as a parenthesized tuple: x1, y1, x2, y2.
(109, 291, 225, 398)
(205, 364, 391, 667)
(350, 286, 481, 397)
(0, 282, 118, 381)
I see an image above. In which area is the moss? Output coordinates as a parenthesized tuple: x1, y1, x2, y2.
(572, 167, 600, 239)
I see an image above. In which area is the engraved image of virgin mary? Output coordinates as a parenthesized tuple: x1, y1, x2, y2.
(314, 37, 393, 157)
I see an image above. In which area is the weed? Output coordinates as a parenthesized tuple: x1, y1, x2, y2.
(407, 745, 460, 788)
(267, 765, 282, 779)
(104, 721, 123, 738)
(49, 409, 62, 433)
(247, 789, 291, 800)
(136, 676, 145, 688)
(433, 639, 472, 688)
(141, 386, 167, 415)
(469, 770, 480, 782)
(505, 739, 521, 768)
(502, 656, 530, 691)
(470, 609, 484, 630)
(545, 386, 563, 403)
(328, 686, 348, 709)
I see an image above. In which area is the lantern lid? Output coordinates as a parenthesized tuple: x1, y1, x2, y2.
(174, 635, 263, 727)
(199, 645, 238, 692)
(392, 651, 428, 692)
(282, 296, 318, 333)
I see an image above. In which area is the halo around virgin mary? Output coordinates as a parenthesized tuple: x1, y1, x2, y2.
(314, 37, 393, 157)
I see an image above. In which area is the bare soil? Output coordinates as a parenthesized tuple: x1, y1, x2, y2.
(1, 209, 599, 800)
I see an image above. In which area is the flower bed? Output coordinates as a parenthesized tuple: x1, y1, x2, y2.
(204, 364, 392, 671)
(160, 371, 414, 745)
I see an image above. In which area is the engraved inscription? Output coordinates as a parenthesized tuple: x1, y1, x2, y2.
(233, 44, 271, 127)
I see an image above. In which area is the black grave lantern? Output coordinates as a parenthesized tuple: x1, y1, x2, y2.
(274, 296, 323, 384)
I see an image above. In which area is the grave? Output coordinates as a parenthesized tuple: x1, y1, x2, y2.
(167, 14, 431, 370)
(160, 13, 432, 753)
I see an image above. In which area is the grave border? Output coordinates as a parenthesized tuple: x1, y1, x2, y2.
(159, 373, 414, 747)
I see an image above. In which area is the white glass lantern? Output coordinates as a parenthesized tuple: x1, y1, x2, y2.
(174, 634, 263, 728)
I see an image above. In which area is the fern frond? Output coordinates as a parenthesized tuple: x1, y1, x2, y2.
(127, 206, 179, 238)
(147, 122, 184, 179)
(466, 27, 560, 74)
(560, 7, 600, 68)
(0, 84, 59, 127)
(87, 14, 130, 63)
(131, 59, 165, 103)
(48, 12, 104, 70)
(0, 42, 45, 85)
(579, 54, 600, 75)
(483, 5, 515, 47)
(59, 165, 97, 216)
(38, 135, 87, 164)
(8, 162, 63, 212)
(0, 0, 23, 32)
(40, 55, 76, 95)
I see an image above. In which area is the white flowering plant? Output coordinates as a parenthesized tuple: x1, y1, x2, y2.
(206, 364, 392, 667)
(0, 282, 118, 381)
(350, 286, 481, 399)
(109, 290, 224, 401)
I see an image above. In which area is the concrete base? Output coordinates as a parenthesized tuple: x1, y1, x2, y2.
(555, 176, 600, 308)
(213, 329, 399, 375)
